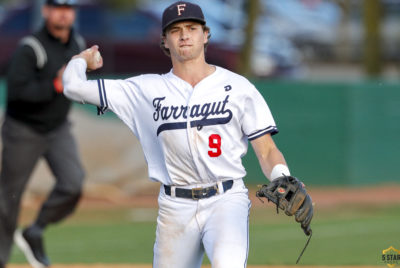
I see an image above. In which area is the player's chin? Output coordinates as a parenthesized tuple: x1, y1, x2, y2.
(179, 49, 199, 58)
(178, 48, 192, 55)
(176, 53, 195, 62)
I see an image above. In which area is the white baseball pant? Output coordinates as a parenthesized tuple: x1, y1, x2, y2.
(153, 179, 251, 268)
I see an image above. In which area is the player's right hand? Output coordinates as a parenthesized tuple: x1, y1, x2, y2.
(73, 45, 103, 71)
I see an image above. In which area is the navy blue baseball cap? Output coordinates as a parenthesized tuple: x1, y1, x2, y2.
(46, 0, 77, 7)
(162, 1, 206, 32)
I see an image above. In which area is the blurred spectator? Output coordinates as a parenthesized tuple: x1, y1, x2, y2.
(0, 0, 85, 267)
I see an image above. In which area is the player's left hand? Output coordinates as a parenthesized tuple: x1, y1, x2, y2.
(256, 175, 313, 235)
(73, 45, 103, 71)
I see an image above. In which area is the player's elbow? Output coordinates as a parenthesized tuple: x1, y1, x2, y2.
(63, 73, 83, 103)
(63, 79, 84, 102)
(62, 58, 90, 102)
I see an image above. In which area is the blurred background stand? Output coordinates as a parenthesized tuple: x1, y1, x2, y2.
(0, 0, 399, 79)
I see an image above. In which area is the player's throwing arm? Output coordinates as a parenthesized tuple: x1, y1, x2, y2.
(63, 45, 103, 105)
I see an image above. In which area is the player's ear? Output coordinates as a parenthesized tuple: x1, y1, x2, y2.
(162, 35, 169, 49)
(203, 27, 209, 44)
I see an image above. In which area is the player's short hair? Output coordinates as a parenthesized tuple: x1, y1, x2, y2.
(160, 24, 211, 57)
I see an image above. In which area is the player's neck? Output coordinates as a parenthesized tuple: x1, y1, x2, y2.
(172, 59, 215, 87)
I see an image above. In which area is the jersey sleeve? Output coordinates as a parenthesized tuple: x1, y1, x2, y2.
(241, 85, 278, 141)
(63, 58, 144, 135)
(96, 77, 142, 134)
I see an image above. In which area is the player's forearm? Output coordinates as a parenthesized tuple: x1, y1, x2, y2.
(251, 134, 290, 181)
(259, 149, 289, 180)
(63, 58, 100, 106)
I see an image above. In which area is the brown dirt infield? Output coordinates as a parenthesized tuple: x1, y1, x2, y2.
(7, 265, 384, 268)
(19, 183, 400, 214)
(77, 183, 400, 209)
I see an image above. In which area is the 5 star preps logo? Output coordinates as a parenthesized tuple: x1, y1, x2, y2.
(382, 246, 400, 267)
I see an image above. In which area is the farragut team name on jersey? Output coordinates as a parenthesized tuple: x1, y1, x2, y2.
(153, 95, 233, 135)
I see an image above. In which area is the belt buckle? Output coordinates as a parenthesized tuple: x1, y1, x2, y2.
(191, 187, 203, 200)
(191, 185, 219, 200)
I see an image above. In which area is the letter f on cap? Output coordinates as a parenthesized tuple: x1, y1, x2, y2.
(177, 4, 186, 15)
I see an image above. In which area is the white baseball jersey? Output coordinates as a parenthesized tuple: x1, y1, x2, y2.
(64, 58, 278, 186)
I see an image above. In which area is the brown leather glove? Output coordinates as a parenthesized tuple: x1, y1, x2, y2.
(256, 175, 313, 235)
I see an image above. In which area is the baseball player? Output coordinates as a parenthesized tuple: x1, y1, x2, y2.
(62, 1, 300, 267)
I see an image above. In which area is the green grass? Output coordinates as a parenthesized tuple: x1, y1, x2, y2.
(10, 205, 400, 266)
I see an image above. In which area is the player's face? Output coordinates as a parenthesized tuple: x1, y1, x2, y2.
(164, 21, 208, 62)
(42, 6, 76, 31)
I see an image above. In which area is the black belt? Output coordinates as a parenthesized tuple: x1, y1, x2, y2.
(164, 180, 234, 200)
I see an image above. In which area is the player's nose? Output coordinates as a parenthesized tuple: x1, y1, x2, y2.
(179, 29, 189, 40)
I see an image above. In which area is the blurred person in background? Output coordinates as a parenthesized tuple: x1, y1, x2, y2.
(0, 0, 85, 268)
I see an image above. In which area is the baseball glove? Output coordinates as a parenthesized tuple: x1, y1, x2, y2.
(256, 175, 313, 235)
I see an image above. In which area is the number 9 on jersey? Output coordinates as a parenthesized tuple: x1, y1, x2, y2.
(208, 134, 221, 157)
